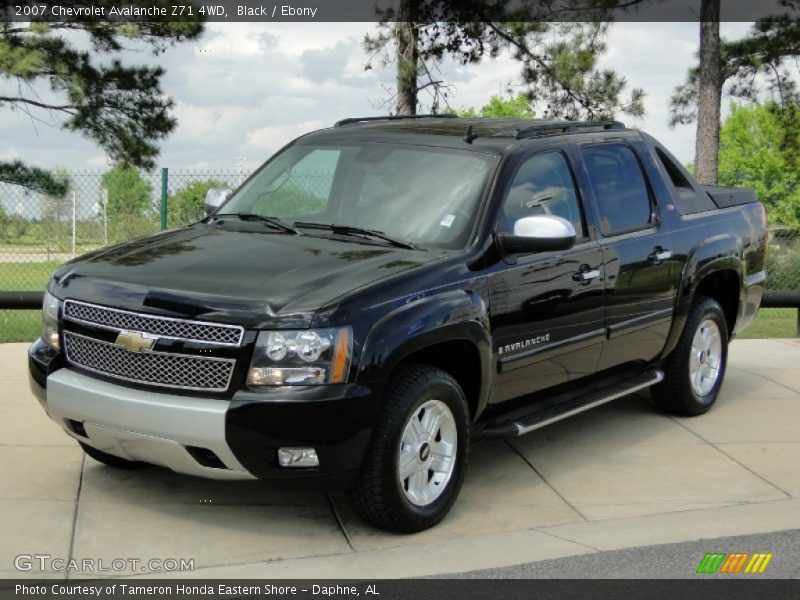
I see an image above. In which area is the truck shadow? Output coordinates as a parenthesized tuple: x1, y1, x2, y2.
(73, 376, 771, 558)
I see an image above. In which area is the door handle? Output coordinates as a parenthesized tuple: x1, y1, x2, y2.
(649, 248, 672, 262)
(573, 267, 601, 282)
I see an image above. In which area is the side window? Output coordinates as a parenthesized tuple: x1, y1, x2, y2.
(583, 145, 652, 235)
(654, 147, 693, 192)
(499, 152, 585, 237)
(653, 145, 716, 214)
(251, 149, 339, 219)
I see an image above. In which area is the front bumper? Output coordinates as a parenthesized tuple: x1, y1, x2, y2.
(29, 341, 379, 485)
(47, 369, 255, 480)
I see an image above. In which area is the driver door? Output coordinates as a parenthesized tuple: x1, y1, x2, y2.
(487, 149, 605, 404)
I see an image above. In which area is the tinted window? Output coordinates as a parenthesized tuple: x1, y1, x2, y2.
(583, 145, 652, 235)
(655, 147, 692, 190)
(499, 152, 585, 237)
(250, 148, 339, 219)
(223, 143, 494, 249)
(653, 146, 716, 215)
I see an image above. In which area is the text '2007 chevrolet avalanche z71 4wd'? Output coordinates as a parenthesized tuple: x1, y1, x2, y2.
(29, 116, 767, 532)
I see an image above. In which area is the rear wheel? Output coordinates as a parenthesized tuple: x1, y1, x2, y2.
(348, 364, 469, 533)
(79, 441, 149, 469)
(652, 296, 729, 416)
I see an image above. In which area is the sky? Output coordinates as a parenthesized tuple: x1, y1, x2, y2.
(1, 21, 754, 174)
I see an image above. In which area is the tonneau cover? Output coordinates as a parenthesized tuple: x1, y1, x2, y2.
(703, 185, 758, 209)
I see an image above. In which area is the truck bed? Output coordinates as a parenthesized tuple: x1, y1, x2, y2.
(702, 185, 758, 209)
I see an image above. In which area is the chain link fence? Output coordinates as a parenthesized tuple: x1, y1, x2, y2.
(0, 166, 337, 341)
(0, 169, 242, 292)
(766, 227, 800, 291)
(751, 227, 800, 340)
(1, 167, 799, 342)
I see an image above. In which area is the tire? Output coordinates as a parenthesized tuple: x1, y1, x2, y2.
(348, 364, 470, 533)
(79, 441, 149, 469)
(652, 296, 729, 416)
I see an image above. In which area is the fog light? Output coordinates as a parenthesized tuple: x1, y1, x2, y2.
(277, 447, 319, 468)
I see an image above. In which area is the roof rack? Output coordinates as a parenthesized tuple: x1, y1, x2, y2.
(516, 120, 625, 140)
(333, 114, 459, 128)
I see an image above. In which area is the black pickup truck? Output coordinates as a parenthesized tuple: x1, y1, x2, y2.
(29, 116, 767, 532)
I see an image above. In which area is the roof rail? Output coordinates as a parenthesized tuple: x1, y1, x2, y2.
(516, 120, 625, 140)
(333, 114, 459, 127)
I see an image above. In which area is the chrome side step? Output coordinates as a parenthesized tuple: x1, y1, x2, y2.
(478, 368, 664, 439)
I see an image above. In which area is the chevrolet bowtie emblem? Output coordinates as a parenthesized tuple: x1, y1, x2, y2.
(115, 330, 157, 353)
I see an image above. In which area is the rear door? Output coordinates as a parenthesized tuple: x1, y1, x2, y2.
(487, 148, 605, 404)
(578, 142, 678, 371)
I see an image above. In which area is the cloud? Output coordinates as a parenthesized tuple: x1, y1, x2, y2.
(301, 41, 352, 82)
(300, 39, 376, 87)
(0, 21, 767, 172)
(0, 146, 21, 160)
(86, 155, 109, 169)
(245, 121, 324, 152)
(200, 23, 278, 56)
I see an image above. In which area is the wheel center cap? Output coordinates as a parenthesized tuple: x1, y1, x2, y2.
(419, 442, 430, 462)
(699, 351, 706, 365)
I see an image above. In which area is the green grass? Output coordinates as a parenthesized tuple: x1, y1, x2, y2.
(0, 261, 62, 291)
(736, 307, 798, 339)
(0, 261, 797, 343)
(2, 309, 798, 344)
(0, 261, 62, 343)
(0, 310, 40, 343)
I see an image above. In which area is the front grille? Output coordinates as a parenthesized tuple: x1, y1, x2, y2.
(63, 331, 236, 392)
(63, 300, 243, 346)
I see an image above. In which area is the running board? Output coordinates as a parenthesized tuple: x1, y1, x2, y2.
(477, 369, 664, 439)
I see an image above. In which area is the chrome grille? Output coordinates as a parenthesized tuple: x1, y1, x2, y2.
(63, 300, 243, 346)
(63, 331, 235, 392)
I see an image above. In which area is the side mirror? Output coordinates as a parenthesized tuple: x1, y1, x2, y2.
(204, 188, 232, 216)
(497, 215, 576, 254)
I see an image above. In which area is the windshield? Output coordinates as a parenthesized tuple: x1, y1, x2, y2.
(219, 142, 496, 249)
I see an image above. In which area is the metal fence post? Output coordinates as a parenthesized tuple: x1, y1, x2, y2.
(160, 167, 168, 230)
(103, 188, 108, 245)
(71, 190, 76, 256)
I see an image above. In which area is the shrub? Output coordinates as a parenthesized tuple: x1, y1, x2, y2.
(766, 234, 800, 290)
(167, 179, 231, 228)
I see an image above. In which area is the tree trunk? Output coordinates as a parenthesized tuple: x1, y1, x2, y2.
(395, 0, 419, 115)
(694, 0, 722, 184)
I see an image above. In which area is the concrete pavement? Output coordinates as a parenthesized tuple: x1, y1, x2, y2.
(1, 339, 799, 579)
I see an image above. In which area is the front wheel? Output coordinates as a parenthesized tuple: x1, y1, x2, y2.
(348, 364, 469, 533)
(652, 296, 729, 416)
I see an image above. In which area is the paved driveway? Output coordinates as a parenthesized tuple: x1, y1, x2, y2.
(2, 340, 799, 579)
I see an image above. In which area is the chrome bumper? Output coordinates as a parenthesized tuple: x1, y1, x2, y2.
(45, 369, 255, 480)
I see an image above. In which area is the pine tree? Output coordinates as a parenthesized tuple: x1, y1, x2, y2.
(0, 6, 203, 195)
(670, 10, 800, 183)
(363, 1, 645, 120)
(458, 93, 536, 118)
(694, 0, 722, 185)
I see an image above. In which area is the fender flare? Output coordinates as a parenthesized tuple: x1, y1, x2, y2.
(357, 289, 492, 417)
(662, 233, 743, 357)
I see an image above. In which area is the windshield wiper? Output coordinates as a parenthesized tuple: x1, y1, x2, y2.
(210, 213, 298, 234)
(293, 222, 421, 250)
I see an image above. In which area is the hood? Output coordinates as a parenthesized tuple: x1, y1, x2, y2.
(51, 225, 438, 328)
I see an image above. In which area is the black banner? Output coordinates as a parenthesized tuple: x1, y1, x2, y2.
(2, 580, 800, 600)
(0, 0, 797, 23)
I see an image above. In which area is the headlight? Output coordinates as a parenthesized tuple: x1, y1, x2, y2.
(41, 291, 61, 350)
(247, 327, 352, 386)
